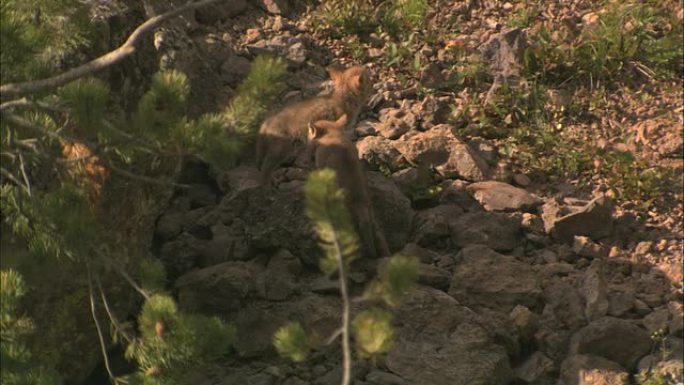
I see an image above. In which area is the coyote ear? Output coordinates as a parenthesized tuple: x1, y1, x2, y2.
(308, 121, 324, 139)
(327, 64, 344, 82)
(336, 114, 349, 127)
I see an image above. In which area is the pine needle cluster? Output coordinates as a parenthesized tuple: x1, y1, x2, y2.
(221, 55, 287, 138)
(123, 259, 235, 385)
(1, 269, 62, 385)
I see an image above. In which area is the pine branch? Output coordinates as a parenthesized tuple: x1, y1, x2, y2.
(2, 110, 190, 189)
(96, 276, 134, 344)
(0, 0, 223, 99)
(87, 262, 116, 383)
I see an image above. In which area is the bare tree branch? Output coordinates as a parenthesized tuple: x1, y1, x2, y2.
(87, 263, 116, 383)
(0, 0, 222, 99)
(96, 275, 134, 344)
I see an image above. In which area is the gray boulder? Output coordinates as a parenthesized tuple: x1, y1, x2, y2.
(386, 286, 512, 385)
(569, 316, 651, 370)
(449, 245, 541, 312)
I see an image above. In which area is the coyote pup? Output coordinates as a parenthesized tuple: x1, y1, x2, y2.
(307, 114, 390, 258)
(256, 65, 372, 186)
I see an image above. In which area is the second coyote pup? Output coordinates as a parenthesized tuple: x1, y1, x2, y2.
(307, 114, 390, 258)
(256, 65, 372, 186)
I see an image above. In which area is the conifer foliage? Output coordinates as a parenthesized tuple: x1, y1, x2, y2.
(1, 0, 286, 383)
(1, 269, 62, 384)
(123, 259, 235, 385)
(274, 170, 419, 385)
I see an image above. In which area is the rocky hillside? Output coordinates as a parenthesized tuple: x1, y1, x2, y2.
(130, 0, 683, 384)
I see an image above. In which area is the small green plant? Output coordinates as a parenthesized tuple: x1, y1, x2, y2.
(506, 3, 540, 28)
(222, 55, 287, 139)
(635, 329, 675, 385)
(524, 2, 683, 85)
(315, 0, 378, 37)
(274, 170, 419, 385)
(123, 259, 235, 385)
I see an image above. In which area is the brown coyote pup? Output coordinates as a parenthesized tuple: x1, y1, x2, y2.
(256, 65, 372, 186)
(307, 114, 390, 258)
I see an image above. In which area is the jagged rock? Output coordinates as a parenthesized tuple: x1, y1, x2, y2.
(467, 137, 498, 166)
(393, 125, 490, 181)
(419, 63, 444, 89)
(477, 308, 521, 357)
(534, 327, 573, 362)
(480, 27, 528, 80)
(377, 108, 415, 139)
(355, 119, 379, 137)
(367, 172, 414, 251)
(417, 95, 451, 128)
(225, 182, 320, 266)
(175, 261, 259, 315)
(411, 204, 463, 248)
(256, 249, 301, 301)
(607, 287, 635, 317)
(252, 0, 290, 14)
(581, 262, 609, 321)
(544, 279, 587, 330)
(220, 53, 252, 87)
(396, 241, 433, 258)
(233, 294, 339, 357)
(513, 351, 555, 385)
(541, 196, 614, 243)
(637, 338, 684, 384)
(195, 0, 247, 24)
(569, 316, 651, 370)
(439, 179, 482, 211)
(365, 371, 406, 385)
(159, 233, 203, 280)
(449, 245, 541, 312)
(668, 301, 684, 336)
(356, 136, 402, 171)
(558, 354, 629, 385)
(155, 211, 186, 240)
(185, 183, 218, 208)
(572, 236, 606, 259)
(466, 181, 542, 212)
(417, 263, 452, 291)
(449, 212, 522, 251)
(247, 35, 306, 66)
(376, 117, 410, 140)
(386, 286, 512, 385)
(198, 222, 251, 266)
(643, 307, 670, 334)
(510, 305, 539, 342)
(390, 167, 421, 197)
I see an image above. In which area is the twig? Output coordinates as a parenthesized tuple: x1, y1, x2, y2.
(18, 153, 32, 197)
(87, 262, 116, 383)
(104, 258, 151, 301)
(2, 110, 190, 189)
(1, 110, 65, 141)
(325, 327, 344, 345)
(0, 0, 223, 99)
(0, 167, 30, 195)
(0, 98, 32, 111)
(332, 229, 352, 385)
(96, 275, 134, 344)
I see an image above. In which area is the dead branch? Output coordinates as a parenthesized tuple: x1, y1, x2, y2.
(0, 0, 222, 99)
(87, 263, 116, 383)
